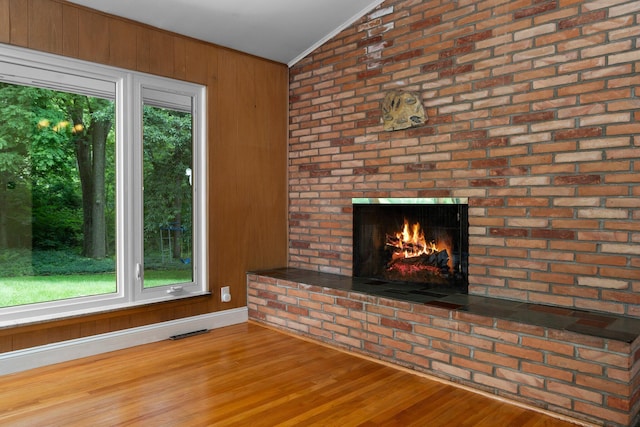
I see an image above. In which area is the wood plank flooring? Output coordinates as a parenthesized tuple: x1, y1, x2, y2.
(0, 322, 586, 426)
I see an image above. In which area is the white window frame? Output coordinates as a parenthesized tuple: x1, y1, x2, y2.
(0, 44, 208, 326)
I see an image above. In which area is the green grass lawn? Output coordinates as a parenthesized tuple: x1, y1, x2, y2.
(0, 270, 192, 307)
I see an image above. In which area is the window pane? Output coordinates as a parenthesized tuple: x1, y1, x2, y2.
(0, 82, 116, 308)
(142, 104, 193, 288)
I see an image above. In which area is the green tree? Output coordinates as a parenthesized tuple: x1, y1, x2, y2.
(0, 82, 193, 262)
(30, 90, 83, 250)
(66, 95, 113, 259)
(0, 83, 44, 248)
(143, 105, 192, 259)
(0, 82, 114, 259)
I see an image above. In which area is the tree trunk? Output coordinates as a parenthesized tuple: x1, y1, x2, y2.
(70, 97, 112, 259)
(90, 120, 109, 259)
(73, 123, 94, 257)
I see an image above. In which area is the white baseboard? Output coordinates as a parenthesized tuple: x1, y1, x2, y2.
(0, 307, 248, 376)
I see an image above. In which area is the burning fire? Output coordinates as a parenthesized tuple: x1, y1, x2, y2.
(387, 219, 439, 260)
(384, 218, 452, 279)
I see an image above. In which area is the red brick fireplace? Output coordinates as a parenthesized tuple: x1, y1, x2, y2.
(250, 0, 640, 425)
(286, 0, 639, 317)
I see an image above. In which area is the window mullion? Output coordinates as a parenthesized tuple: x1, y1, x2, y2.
(117, 74, 141, 302)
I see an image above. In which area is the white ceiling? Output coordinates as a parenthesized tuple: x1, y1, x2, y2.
(66, 0, 385, 67)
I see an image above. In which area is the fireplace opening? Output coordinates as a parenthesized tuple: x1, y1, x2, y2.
(353, 198, 468, 293)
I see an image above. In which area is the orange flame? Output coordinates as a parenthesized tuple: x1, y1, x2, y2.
(391, 219, 438, 259)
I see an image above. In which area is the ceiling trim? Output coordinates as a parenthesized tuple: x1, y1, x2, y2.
(287, 0, 385, 67)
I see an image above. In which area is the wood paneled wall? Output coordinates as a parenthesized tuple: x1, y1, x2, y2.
(0, 0, 288, 352)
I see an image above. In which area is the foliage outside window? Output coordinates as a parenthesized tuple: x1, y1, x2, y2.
(0, 45, 207, 325)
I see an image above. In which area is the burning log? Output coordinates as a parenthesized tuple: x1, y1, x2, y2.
(384, 220, 451, 279)
(387, 249, 450, 274)
(385, 234, 437, 256)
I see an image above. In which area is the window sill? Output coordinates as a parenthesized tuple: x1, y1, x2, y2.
(0, 292, 212, 330)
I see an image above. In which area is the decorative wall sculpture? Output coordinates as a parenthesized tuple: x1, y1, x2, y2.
(381, 91, 426, 131)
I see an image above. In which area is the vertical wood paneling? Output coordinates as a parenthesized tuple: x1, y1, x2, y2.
(206, 45, 219, 126)
(207, 52, 218, 87)
(206, 46, 220, 304)
(12, 328, 47, 351)
(61, 4, 78, 57)
(78, 10, 109, 64)
(0, 0, 10, 43)
(108, 316, 131, 332)
(184, 39, 208, 84)
(148, 29, 174, 78)
(28, 0, 62, 54)
(208, 53, 287, 306)
(173, 37, 187, 80)
(0, 334, 11, 353)
(135, 26, 150, 73)
(252, 60, 288, 270)
(172, 37, 187, 80)
(9, 0, 27, 46)
(47, 323, 81, 343)
(231, 54, 258, 306)
(79, 320, 99, 338)
(210, 49, 237, 304)
(77, 8, 109, 63)
(109, 19, 136, 70)
(1, 0, 288, 352)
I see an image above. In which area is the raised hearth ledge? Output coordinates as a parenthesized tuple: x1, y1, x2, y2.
(250, 267, 639, 343)
(248, 267, 640, 427)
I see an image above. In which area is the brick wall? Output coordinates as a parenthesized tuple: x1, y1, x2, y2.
(288, 0, 640, 318)
(248, 273, 640, 426)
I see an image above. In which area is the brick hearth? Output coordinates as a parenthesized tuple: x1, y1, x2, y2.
(248, 268, 640, 426)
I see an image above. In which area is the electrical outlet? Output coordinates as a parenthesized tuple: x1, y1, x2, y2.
(221, 286, 231, 303)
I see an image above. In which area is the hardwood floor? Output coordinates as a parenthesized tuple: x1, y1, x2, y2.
(0, 322, 586, 426)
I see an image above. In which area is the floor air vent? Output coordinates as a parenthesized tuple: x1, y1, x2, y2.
(169, 329, 209, 340)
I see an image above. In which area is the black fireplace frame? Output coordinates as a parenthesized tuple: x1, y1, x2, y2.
(352, 197, 469, 293)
